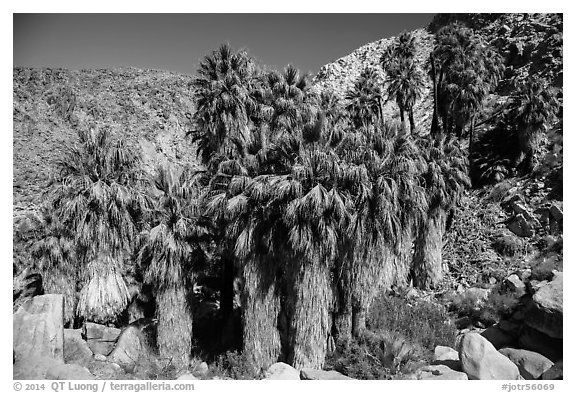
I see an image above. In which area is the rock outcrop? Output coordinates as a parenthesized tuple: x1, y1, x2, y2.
(499, 348, 554, 380)
(13, 294, 65, 362)
(264, 362, 300, 380)
(524, 272, 563, 339)
(457, 332, 521, 380)
(300, 368, 353, 380)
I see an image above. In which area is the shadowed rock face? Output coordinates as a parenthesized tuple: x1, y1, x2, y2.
(499, 348, 554, 380)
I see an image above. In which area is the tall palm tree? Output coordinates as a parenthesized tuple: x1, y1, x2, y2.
(33, 126, 149, 325)
(411, 135, 470, 290)
(386, 58, 425, 133)
(191, 43, 258, 348)
(138, 165, 209, 370)
(191, 43, 257, 166)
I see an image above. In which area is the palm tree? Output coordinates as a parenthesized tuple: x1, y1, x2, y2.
(345, 68, 384, 129)
(191, 43, 257, 166)
(430, 23, 503, 138)
(33, 126, 149, 325)
(411, 135, 470, 290)
(138, 165, 209, 370)
(506, 77, 560, 172)
(334, 121, 426, 340)
(191, 43, 258, 348)
(385, 58, 425, 133)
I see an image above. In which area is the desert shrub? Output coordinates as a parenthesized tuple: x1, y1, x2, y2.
(447, 288, 520, 326)
(529, 236, 562, 281)
(210, 351, 261, 380)
(326, 293, 456, 379)
(325, 330, 423, 379)
(530, 256, 562, 281)
(492, 234, 527, 257)
(367, 292, 457, 351)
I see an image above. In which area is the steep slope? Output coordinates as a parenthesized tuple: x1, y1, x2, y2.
(312, 28, 435, 133)
(13, 67, 200, 218)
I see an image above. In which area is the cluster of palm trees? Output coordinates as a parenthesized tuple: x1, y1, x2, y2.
(185, 40, 470, 371)
(35, 23, 554, 374)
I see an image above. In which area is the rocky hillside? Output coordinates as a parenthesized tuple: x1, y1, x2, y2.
(312, 28, 435, 132)
(312, 13, 563, 133)
(13, 67, 199, 220)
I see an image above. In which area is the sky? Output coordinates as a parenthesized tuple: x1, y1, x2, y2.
(13, 14, 433, 76)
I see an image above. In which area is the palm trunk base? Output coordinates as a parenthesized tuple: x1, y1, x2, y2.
(412, 209, 446, 290)
(156, 285, 193, 371)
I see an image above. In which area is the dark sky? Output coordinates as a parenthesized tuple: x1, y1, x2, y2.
(13, 14, 433, 76)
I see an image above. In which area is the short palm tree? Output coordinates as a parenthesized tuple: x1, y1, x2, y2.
(138, 165, 209, 370)
(506, 77, 560, 172)
(335, 121, 426, 339)
(33, 126, 149, 325)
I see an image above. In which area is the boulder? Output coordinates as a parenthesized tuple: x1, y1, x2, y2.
(457, 332, 521, 380)
(64, 328, 93, 366)
(524, 272, 563, 339)
(46, 363, 96, 380)
(505, 274, 526, 297)
(107, 326, 143, 369)
(264, 362, 300, 380)
(549, 203, 563, 222)
(518, 325, 562, 362)
(177, 373, 198, 380)
(300, 368, 353, 380)
(13, 356, 60, 380)
(192, 361, 209, 376)
(94, 354, 107, 362)
(497, 320, 521, 336)
(507, 215, 534, 237)
(87, 361, 124, 380)
(499, 348, 554, 380)
(83, 322, 121, 356)
(541, 360, 562, 380)
(432, 345, 461, 371)
(417, 364, 468, 380)
(13, 294, 65, 363)
(481, 326, 516, 350)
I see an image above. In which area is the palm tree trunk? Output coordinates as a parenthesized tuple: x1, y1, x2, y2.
(468, 113, 476, 169)
(411, 208, 447, 290)
(409, 108, 416, 134)
(430, 54, 440, 137)
(242, 257, 281, 373)
(220, 254, 235, 348)
(156, 284, 193, 370)
(290, 260, 332, 369)
(350, 240, 400, 339)
(334, 306, 352, 346)
(377, 97, 384, 126)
